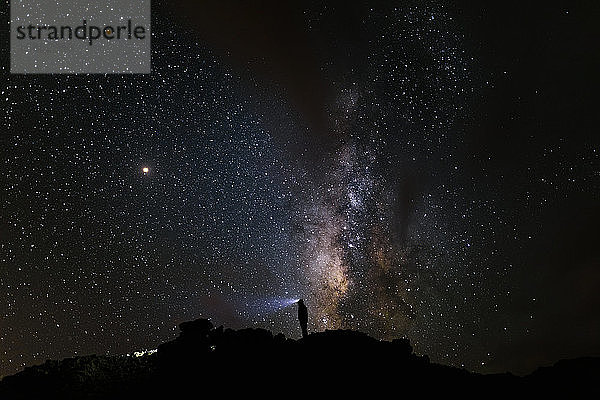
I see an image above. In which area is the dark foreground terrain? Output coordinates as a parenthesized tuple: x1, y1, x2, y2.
(1, 319, 598, 398)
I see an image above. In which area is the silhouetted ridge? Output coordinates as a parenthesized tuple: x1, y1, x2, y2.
(1, 318, 598, 399)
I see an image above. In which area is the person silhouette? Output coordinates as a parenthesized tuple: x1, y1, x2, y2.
(297, 299, 308, 338)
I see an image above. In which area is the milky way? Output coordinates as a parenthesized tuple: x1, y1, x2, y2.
(2, 1, 599, 378)
(288, 3, 483, 348)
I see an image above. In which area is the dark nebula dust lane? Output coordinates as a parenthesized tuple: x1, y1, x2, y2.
(1, 1, 599, 378)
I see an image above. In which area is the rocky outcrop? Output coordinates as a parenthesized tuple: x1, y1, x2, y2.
(1, 318, 598, 398)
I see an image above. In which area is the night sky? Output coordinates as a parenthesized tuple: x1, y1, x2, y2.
(1, 1, 599, 377)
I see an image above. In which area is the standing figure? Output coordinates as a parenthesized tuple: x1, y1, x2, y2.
(297, 299, 308, 338)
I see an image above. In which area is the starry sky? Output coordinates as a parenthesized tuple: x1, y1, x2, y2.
(1, 1, 599, 377)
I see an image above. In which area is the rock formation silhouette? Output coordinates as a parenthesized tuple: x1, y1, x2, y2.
(1, 318, 598, 398)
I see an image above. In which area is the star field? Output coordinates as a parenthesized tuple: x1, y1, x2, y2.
(1, 1, 599, 377)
